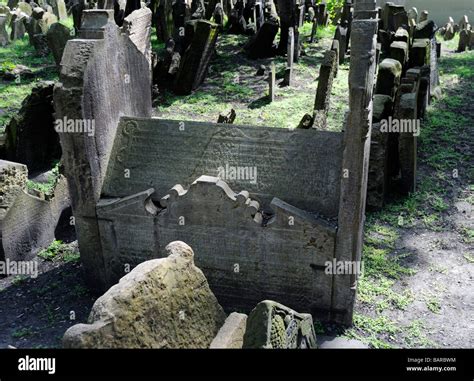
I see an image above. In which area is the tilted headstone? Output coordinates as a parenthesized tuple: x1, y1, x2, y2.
(38, 11, 58, 34)
(63, 241, 227, 349)
(46, 22, 72, 65)
(410, 38, 430, 67)
(174, 20, 219, 95)
(0, 160, 71, 263)
(413, 20, 437, 40)
(121, 7, 152, 68)
(53, 10, 152, 291)
(313, 49, 338, 129)
(458, 29, 470, 52)
(9, 11, 27, 40)
(283, 26, 295, 86)
(375, 58, 402, 99)
(245, 19, 279, 59)
(459, 15, 469, 31)
(210, 312, 248, 349)
(334, 24, 348, 64)
(242, 300, 317, 349)
(390, 40, 408, 66)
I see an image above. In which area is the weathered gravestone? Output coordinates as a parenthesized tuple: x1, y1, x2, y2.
(0, 15, 9, 46)
(9, 11, 26, 40)
(63, 241, 227, 348)
(242, 300, 317, 349)
(210, 312, 248, 349)
(17, 1, 32, 17)
(313, 49, 338, 129)
(245, 19, 279, 59)
(375, 58, 402, 99)
(121, 6, 152, 68)
(46, 22, 72, 65)
(174, 20, 219, 95)
(382, 2, 407, 32)
(53, 10, 152, 290)
(56, 0, 380, 325)
(390, 40, 408, 66)
(0, 160, 71, 263)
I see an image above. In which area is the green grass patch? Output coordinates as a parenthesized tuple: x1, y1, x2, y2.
(26, 161, 61, 195)
(38, 240, 79, 262)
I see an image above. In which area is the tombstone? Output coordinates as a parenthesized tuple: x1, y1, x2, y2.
(395, 93, 417, 194)
(407, 7, 417, 23)
(0, 160, 71, 263)
(393, 26, 409, 44)
(382, 2, 407, 33)
(283, 26, 295, 86)
(390, 40, 408, 66)
(63, 241, 227, 349)
(470, 30, 474, 50)
(245, 19, 279, 59)
(268, 61, 275, 102)
(413, 20, 437, 40)
(330, 39, 339, 76)
(0, 15, 9, 46)
(313, 49, 337, 129)
(378, 29, 392, 55)
(53, 10, 152, 291)
(17, 1, 32, 16)
(9, 12, 27, 40)
(121, 7, 153, 69)
(56, 0, 67, 20)
(410, 38, 430, 67)
(419, 10, 428, 23)
(7, 0, 19, 9)
(46, 22, 72, 65)
(443, 22, 455, 41)
(242, 300, 317, 349)
(367, 122, 388, 210)
(459, 15, 469, 30)
(309, 17, 317, 43)
(375, 58, 402, 99)
(32, 33, 50, 56)
(32, 6, 44, 20)
(56, 0, 380, 326)
(334, 24, 348, 64)
(458, 29, 469, 52)
(25, 14, 43, 45)
(71, 0, 85, 32)
(212, 2, 224, 27)
(38, 11, 58, 34)
(174, 20, 219, 95)
(210, 312, 247, 349)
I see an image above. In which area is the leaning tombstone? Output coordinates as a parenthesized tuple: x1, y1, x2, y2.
(46, 22, 72, 65)
(38, 11, 58, 34)
(9, 11, 27, 40)
(174, 20, 219, 95)
(313, 49, 338, 129)
(458, 29, 469, 52)
(17, 1, 32, 16)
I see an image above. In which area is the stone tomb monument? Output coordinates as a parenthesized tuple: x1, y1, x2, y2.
(55, 2, 380, 324)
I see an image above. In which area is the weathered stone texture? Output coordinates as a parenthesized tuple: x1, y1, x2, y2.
(63, 241, 226, 348)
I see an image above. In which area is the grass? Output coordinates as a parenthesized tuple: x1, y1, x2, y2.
(11, 327, 34, 339)
(37, 240, 79, 263)
(26, 161, 61, 195)
(0, 35, 57, 128)
(157, 23, 339, 129)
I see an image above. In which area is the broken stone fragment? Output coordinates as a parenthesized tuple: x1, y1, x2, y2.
(210, 312, 248, 349)
(242, 300, 317, 349)
(63, 241, 227, 348)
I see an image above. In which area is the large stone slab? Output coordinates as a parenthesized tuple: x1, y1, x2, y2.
(0, 160, 71, 263)
(63, 241, 227, 348)
(210, 312, 247, 349)
(97, 176, 337, 314)
(102, 117, 343, 217)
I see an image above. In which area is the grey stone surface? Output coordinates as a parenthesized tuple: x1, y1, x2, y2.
(367, 122, 389, 210)
(313, 49, 337, 129)
(98, 175, 337, 314)
(174, 20, 219, 95)
(63, 241, 227, 349)
(375, 58, 402, 98)
(410, 38, 430, 67)
(102, 118, 343, 218)
(390, 40, 408, 66)
(210, 312, 247, 349)
(46, 22, 72, 65)
(53, 12, 152, 291)
(242, 300, 317, 349)
(0, 160, 71, 263)
(38, 11, 58, 34)
(0, 15, 9, 47)
(121, 7, 152, 68)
